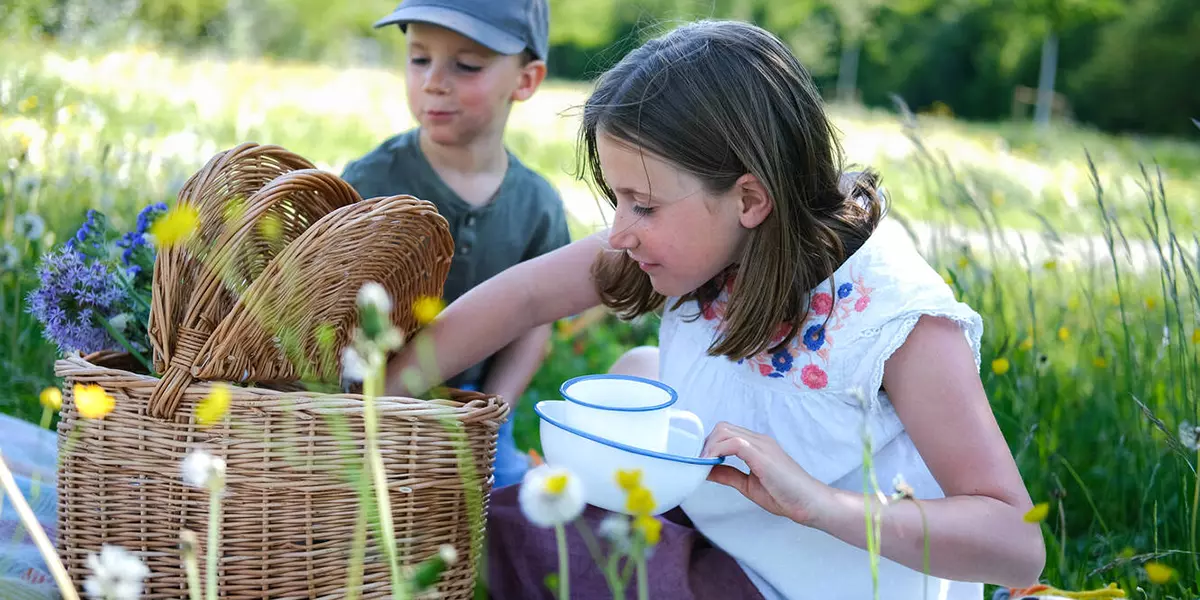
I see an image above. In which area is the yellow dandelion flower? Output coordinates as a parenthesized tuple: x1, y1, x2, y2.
(956, 256, 969, 269)
(626, 486, 656, 516)
(1023, 502, 1050, 523)
(1019, 337, 1034, 352)
(1144, 297, 1156, 310)
(942, 274, 953, 285)
(1144, 561, 1176, 584)
(196, 383, 231, 426)
(149, 205, 200, 248)
(616, 469, 642, 492)
(991, 358, 1010, 375)
(258, 213, 282, 242)
(1057, 327, 1069, 342)
(18, 95, 38, 112)
(1192, 329, 1200, 344)
(1092, 357, 1108, 369)
(633, 514, 662, 545)
(1042, 259, 1057, 271)
(40, 387, 63, 410)
(544, 473, 568, 495)
(412, 296, 445, 325)
(73, 383, 115, 419)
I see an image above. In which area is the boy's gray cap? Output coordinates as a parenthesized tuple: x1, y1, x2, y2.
(374, 0, 549, 61)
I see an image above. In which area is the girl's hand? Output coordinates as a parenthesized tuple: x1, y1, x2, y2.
(702, 422, 833, 526)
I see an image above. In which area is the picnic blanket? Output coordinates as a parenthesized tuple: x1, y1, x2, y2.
(0, 413, 60, 600)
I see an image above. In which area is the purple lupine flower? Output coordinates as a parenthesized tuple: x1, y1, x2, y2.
(26, 247, 127, 354)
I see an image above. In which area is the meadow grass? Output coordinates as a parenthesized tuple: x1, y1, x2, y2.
(1, 42, 1198, 596)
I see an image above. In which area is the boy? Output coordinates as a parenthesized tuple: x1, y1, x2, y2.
(343, 0, 569, 487)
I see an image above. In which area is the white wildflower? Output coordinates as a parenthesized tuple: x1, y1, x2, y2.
(15, 213, 45, 240)
(341, 346, 368, 383)
(83, 544, 150, 600)
(892, 473, 915, 500)
(0, 243, 18, 271)
(519, 465, 585, 528)
(181, 449, 226, 489)
(108, 313, 132, 332)
(356, 281, 392, 314)
(438, 544, 458, 565)
(597, 514, 632, 552)
(1180, 421, 1200, 451)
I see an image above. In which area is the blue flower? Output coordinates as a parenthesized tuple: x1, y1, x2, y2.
(135, 203, 169, 234)
(803, 325, 826, 351)
(838, 282, 853, 298)
(771, 349, 794, 373)
(26, 247, 127, 354)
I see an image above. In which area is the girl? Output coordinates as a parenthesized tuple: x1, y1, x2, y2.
(387, 19, 1045, 599)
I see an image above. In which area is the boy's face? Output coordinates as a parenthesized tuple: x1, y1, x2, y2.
(404, 23, 545, 147)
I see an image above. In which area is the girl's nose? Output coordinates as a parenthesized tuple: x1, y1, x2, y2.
(607, 211, 638, 251)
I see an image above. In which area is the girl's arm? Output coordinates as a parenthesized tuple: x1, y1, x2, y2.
(480, 323, 554, 406)
(384, 231, 609, 397)
(704, 315, 1045, 587)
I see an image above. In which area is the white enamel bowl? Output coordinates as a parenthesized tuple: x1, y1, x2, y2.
(534, 400, 723, 515)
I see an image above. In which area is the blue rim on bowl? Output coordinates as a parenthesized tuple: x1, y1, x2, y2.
(534, 400, 723, 466)
(559, 374, 678, 412)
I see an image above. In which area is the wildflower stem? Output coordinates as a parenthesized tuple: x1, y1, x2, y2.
(363, 349, 407, 600)
(555, 523, 570, 600)
(181, 530, 202, 600)
(345, 466, 370, 600)
(95, 312, 154, 374)
(0, 451, 80, 600)
(206, 484, 222, 600)
(636, 553, 649, 600)
(1191, 447, 1199, 575)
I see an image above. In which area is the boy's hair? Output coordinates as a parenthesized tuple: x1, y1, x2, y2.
(580, 20, 884, 362)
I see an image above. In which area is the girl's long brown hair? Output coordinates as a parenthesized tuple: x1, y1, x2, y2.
(581, 20, 883, 362)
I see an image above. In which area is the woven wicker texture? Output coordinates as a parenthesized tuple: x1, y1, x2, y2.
(148, 163, 366, 419)
(191, 194, 454, 386)
(56, 353, 507, 599)
(150, 143, 317, 379)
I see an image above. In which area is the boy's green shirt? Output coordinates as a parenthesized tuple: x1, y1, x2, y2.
(342, 129, 571, 388)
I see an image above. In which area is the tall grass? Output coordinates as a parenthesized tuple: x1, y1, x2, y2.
(1, 42, 1197, 596)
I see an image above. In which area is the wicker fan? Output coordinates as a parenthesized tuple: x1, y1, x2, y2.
(148, 166, 362, 419)
(150, 143, 316, 376)
(189, 195, 454, 386)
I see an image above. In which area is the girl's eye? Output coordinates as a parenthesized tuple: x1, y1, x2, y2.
(409, 56, 430, 66)
(457, 62, 483, 73)
(632, 204, 654, 216)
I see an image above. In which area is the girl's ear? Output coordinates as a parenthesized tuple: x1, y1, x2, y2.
(736, 173, 773, 229)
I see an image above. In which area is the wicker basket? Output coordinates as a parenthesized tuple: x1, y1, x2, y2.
(55, 352, 507, 599)
(53, 144, 507, 598)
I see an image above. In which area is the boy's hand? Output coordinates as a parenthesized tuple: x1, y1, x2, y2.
(701, 422, 833, 526)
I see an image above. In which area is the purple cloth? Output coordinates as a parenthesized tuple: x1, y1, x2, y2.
(484, 484, 766, 599)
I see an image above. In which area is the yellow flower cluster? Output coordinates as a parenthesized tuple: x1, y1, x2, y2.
(616, 469, 662, 546)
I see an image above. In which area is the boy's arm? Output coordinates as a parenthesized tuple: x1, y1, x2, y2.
(480, 324, 553, 407)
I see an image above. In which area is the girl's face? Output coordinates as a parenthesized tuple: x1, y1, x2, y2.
(598, 133, 752, 297)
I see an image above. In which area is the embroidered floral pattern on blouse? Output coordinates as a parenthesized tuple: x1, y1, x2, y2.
(703, 268, 874, 390)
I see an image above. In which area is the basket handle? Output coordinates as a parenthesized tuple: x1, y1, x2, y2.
(147, 325, 210, 419)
